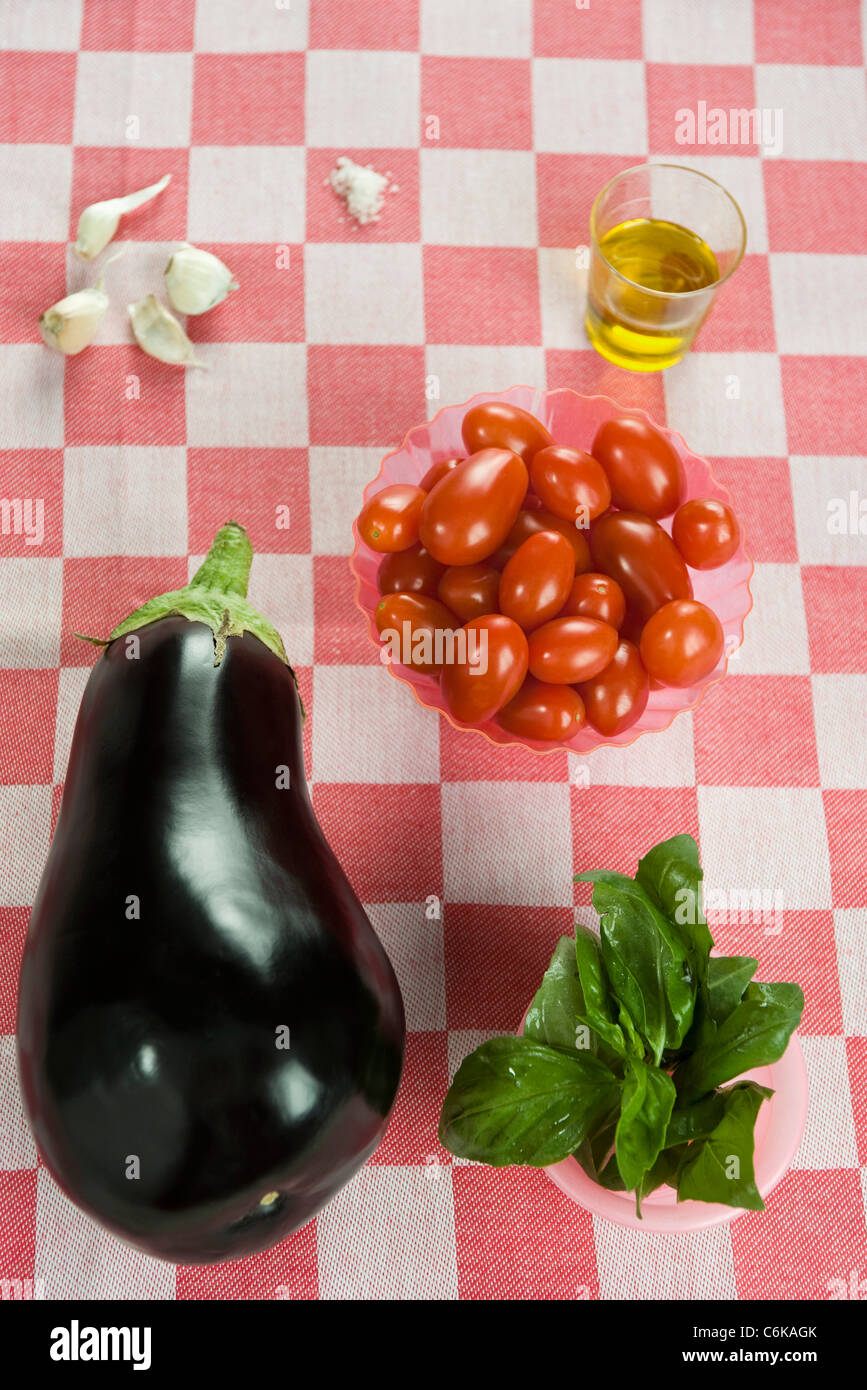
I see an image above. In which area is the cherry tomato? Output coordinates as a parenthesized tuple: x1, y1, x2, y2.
(589, 511, 692, 623)
(529, 446, 611, 525)
(440, 613, 529, 725)
(561, 572, 626, 629)
(498, 531, 575, 631)
(591, 416, 684, 519)
(493, 505, 591, 573)
(672, 497, 740, 570)
(438, 563, 500, 623)
(461, 401, 553, 464)
(419, 448, 528, 566)
(528, 616, 618, 685)
(639, 598, 724, 687)
(374, 591, 459, 672)
(498, 677, 585, 742)
(578, 640, 649, 737)
(419, 456, 464, 492)
(357, 483, 426, 553)
(378, 544, 445, 597)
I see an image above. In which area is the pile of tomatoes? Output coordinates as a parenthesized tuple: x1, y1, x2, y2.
(357, 401, 740, 743)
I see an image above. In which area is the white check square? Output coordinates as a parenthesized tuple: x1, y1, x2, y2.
(0, 1035, 37, 1170)
(594, 1220, 736, 1298)
(194, 0, 309, 51)
(365, 901, 446, 1031)
(771, 254, 867, 356)
(0, 0, 83, 48)
(247, 552, 313, 666)
(790, 456, 867, 567)
(697, 785, 832, 912)
(812, 676, 867, 789)
(0, 786, 52, 907)
(0, 347, 64, 448)
(74, 52, 193, 148)
(63, 448, 187, 557)
(186, 344, 308, 447)
(532, 59, 648, 154)
(188, 146, 306, 243)
(312, 665, 439, 783)
(421, 149, 537, 246)
(426, 345, 546, 410)
(793, 1036, 858, 1170)
(305, 243, 424, 345)
(755, 65, 867, 161)
(734, 564, 810, 676)
(308, 447, 386, 554)
(306, 51, 420, 148)
(0, 145, 71, 240)
(443, 782, 573, 906)
(834, 909, 867, 1036)
(421, 0, 532, 56)
(0, 558, 63, 668)
(664, 353, 787, 457)
(642, 0, 754, 63)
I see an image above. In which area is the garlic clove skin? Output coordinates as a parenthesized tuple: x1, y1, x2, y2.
(39, 287, 110, 355)
(164, 244, 239, 315)
(128, 294, 208, 369)
(74, 173, 172, 260)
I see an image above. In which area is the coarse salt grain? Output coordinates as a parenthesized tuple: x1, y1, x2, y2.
(329, 156, 392, 226)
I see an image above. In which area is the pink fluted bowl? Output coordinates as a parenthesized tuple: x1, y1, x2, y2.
(349, 386, 754, 754)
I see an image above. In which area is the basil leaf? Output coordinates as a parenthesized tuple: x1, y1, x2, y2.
(438, 1037, 620, 1166)
(635, 1143, 687, 1213)
(637, 835, 715, 1053)
(576, 872, 695, 1062)
(523, 936, 589, 1053)
(665, 1091, 728, 1146)
(675, 982, 804, 1103)
(707, 955, 758, 1025)
(596, 1150, 627, 1190)
(573, 923, 629, 1061)
(614, 1057, 677, 1192)
(676, 1081, 773, 1210)
(573, 1107, 620, 1185)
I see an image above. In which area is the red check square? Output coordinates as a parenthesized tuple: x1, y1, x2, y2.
(824, 790, 867, 909)
(846, 1038, 867, 1166)
(0, 53, 75, 143)
(293, 665, 313, 784)
(710, 909, 842, 1036)
(534, 0, 643, 59)
(70, 149, 189, 246)
(545, 350, 668, 421)
(439, 720, 570, 784)
(693, 676, 819, 786)
(64, 347, 186, 448)
(445, 903, 573, 1031)
(309, 0, 420, 50)
(536, 153, 642, 249)
(188, 448, 310, 556)
(802, 568, 867, 674)
(782, 357, 867, 455)
(0, 909, 28, 1033)
(0, 1173, 37, 1282)
(82, 0, 196, 51)
(370, 1032, 451, 1166)
(732, 1169, 867, 1299)
(693, 255, 775, 353)
(422, 57, 532, 148)
(61, 556, 189, 666)
(754, 0, 863, 65)
(0, 245, 68, 344)
(453, 1166, 599, 1300)
(424, 247, 540, 345)
(308, 345, 427, 447)
(313, 555, 379, 666)
(0, 451, 63, 557)
(571, 786, 700, 905)
(705, 456, 796, 563)
(192, 54, 305, 146)
(0, 670, 58, 786)
(646, 65, 758, 156)
(312, 783, 442, 903)
(764, 161, 867, 255)
(176, 1224, 318, 1300)
(307, 149, 419, 243)
(186, 244, 304, 344)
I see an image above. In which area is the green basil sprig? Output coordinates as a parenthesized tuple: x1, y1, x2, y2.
(437, 833, 804, 1217)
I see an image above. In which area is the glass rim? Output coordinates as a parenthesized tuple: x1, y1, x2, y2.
(588, 162, 748, 300)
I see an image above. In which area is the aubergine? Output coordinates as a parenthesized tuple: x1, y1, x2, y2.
(16, 522, 405, 1264)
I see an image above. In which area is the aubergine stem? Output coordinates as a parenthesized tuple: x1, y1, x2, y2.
(74, 520, 290, 668)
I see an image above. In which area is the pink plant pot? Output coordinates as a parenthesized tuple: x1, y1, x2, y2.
(349, 386, 754, 755)
(518, 1007, 808, 1233)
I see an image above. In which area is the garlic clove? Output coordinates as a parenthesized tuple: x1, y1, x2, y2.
(128, 294, 208, 369)
(38, 251, 126, 355)
(164, 243, 239, 315)
(74, 173, 172, 260)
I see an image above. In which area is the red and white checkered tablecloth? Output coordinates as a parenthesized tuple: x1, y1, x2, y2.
(1, 0, 866, 1302)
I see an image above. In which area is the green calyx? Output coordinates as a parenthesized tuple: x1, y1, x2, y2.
(77, 520, 289, 667)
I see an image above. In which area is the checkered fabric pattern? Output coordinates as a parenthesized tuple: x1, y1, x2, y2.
(1, 0, 866, 1301)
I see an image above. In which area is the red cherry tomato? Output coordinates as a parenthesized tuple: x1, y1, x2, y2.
(589, 511, 692, 623)
(461, 401, 553, 464)
(419, 448, 528, 566)
(591, 416, 684, 519)
(561, 572, 626, 629)
(378, 544, 445, 597)
(419, 456, 464, 492)
(440, 613, 529, 725)
(498, 677, 585, 742)
(493, 505, 591, 573)
(374, 591, 459, 672)
(498, 531, 575, 632)
(672, 497, 740, 570)
(527, 616, 618, 685)
(438, 563, 500, 623)
(357, 483, 426, 553)
(639, 599, 724, 687)
(578, 640, 649, 737)
(529, 446, 611, 525)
